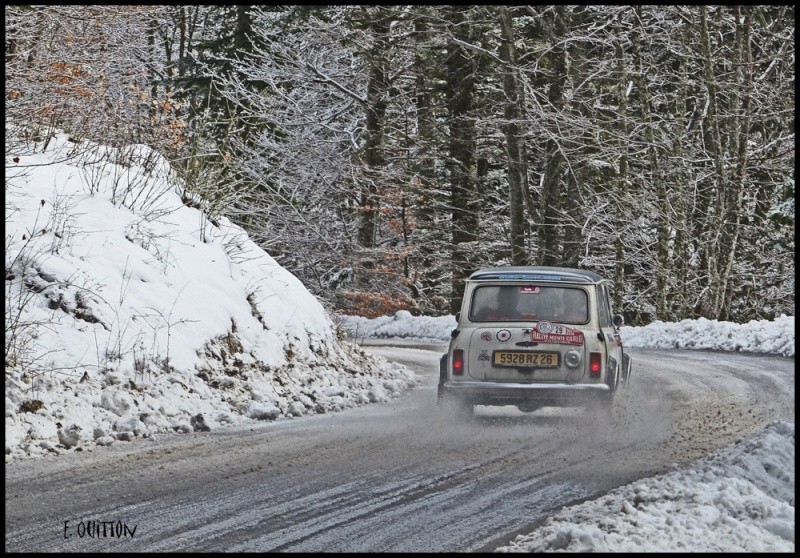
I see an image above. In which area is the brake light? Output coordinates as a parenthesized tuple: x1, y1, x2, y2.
(589, 352, 602, 378)
(452, 349, 464, 376)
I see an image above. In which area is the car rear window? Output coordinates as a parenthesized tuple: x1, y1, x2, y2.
(469, 285, 588, 324)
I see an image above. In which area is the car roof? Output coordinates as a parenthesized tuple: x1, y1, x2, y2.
(468, 266, 604, 284)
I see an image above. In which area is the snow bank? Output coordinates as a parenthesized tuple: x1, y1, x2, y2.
(5, 132, 418, 460)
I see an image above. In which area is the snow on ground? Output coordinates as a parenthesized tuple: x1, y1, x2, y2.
(5, 132, 418, 461)
(5, 132, 794, 552)
(335, 312, 795, 552)
(495, 420, 794, 552)
(334, 311, 795, 357)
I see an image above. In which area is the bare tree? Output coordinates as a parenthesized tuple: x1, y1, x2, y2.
(4, 6, 182, 152)
(8, 5, 791, 322)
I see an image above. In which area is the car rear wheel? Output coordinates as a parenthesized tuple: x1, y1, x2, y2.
(437, 354, 448, 407)
(437, 383, 445, 406)
(594, 367, 618, 422)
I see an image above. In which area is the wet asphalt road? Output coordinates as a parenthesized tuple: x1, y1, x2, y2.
(5, 344, 794, 552)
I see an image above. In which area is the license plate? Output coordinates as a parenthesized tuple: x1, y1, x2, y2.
(492, 351, 559, 368)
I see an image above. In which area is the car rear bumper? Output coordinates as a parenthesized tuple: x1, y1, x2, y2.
(441, 380, 610, 407)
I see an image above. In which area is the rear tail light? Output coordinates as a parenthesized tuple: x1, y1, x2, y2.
(452, 349, 464, 376)
(589, 352, 602, 378)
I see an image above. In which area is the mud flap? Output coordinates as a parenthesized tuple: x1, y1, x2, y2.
(595, 364, 618, 422)
(437, 354, 448, 406)
(621, 351, 632, 383)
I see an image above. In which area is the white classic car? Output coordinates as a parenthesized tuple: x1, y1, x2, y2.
(438, 266, 631, 416)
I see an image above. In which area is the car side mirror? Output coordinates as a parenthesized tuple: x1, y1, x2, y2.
(612, 314, 624, 328)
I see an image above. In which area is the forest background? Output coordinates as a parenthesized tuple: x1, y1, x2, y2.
(5, 5, 795, 324)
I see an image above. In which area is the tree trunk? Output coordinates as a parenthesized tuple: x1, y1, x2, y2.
(668, 19, 691, 319)
(612, 32, 629, 312)
(410, 11, 443, 305)
(698, 5, 734, 319)
(537, 6, 568, 267)
(719, 6, 752, 320)
(356, 14, 391, 249)
(445, 7, 479, 313)
(633, 6, 669, 320)
(498, 7, 528, 266)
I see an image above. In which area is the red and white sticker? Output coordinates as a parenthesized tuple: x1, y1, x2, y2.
(531, 321, 584, 346)
(520, 286, 540, 294)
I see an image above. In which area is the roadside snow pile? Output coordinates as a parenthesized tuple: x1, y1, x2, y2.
(496, 420, 795, 553)
(335, 312, 794, 358)
(5, 132, 418, 461)
(620, 315, 794, 357)
(336, 310, 457, 342)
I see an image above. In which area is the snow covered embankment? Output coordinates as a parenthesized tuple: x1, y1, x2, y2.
(5, 133, 417, 460)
